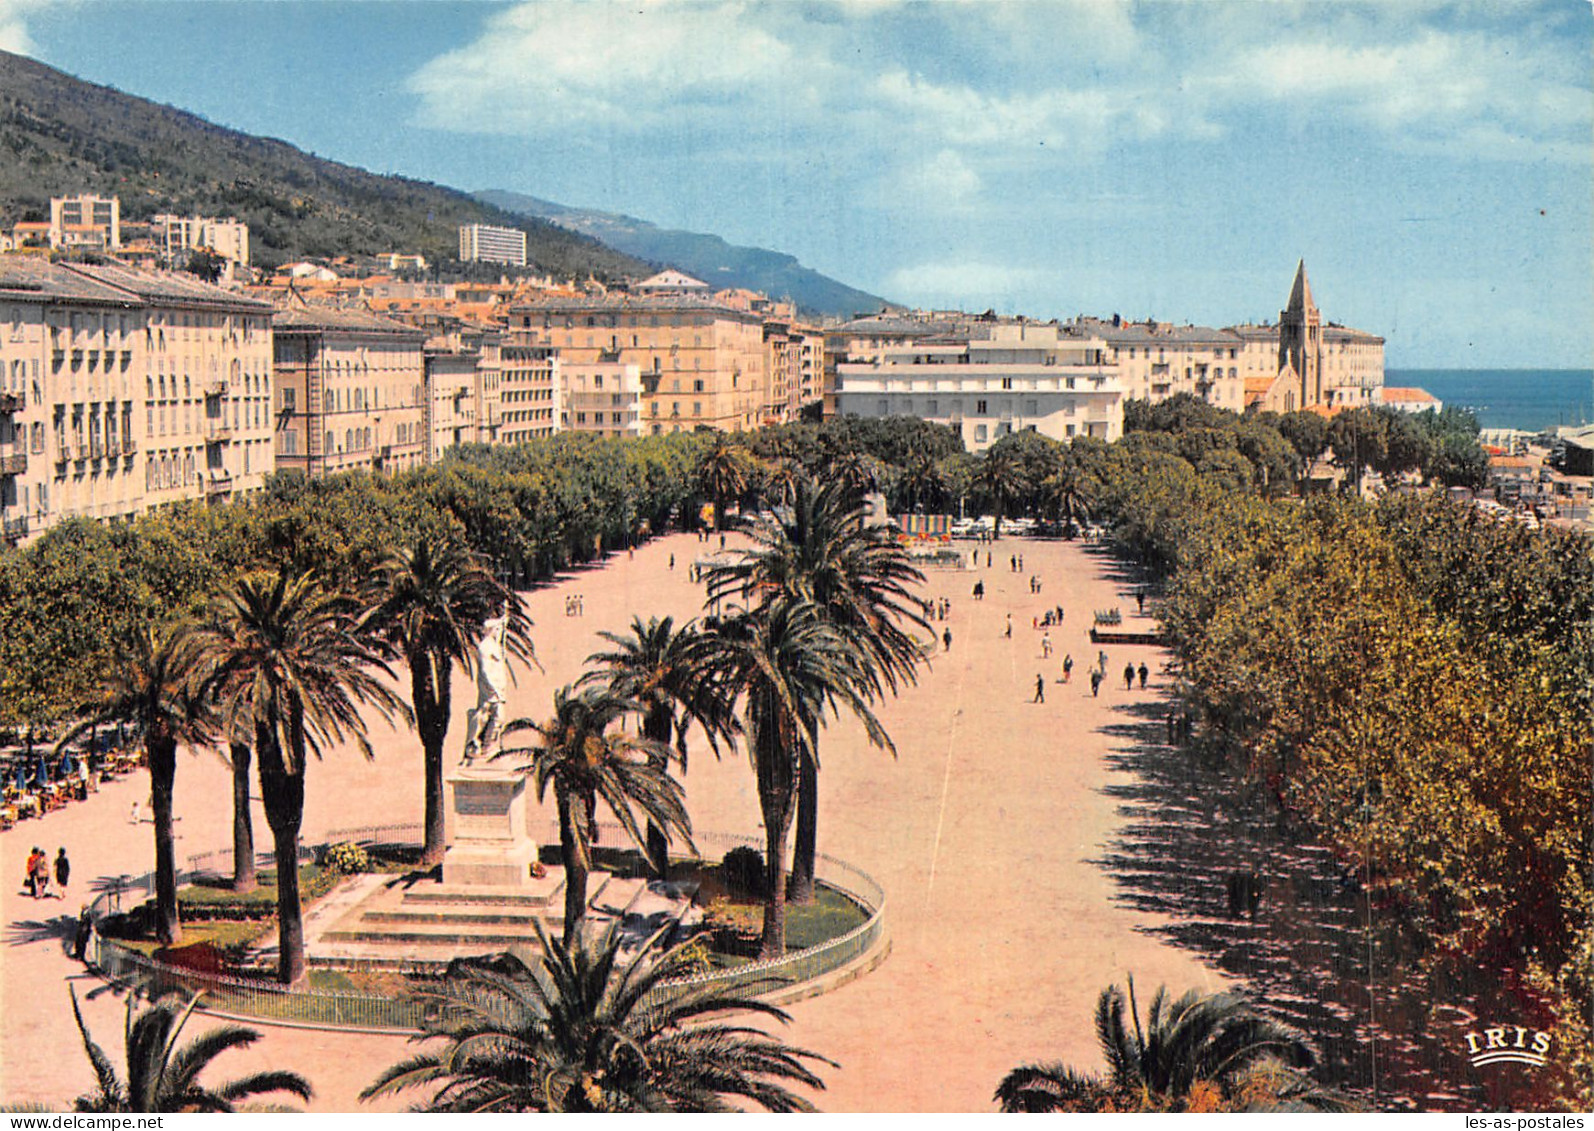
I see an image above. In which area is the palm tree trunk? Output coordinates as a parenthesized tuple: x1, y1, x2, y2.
(413, 653, 448, 868)
(789, 755, 818, 904)
(230, 740, 256, 893)
(258, 734, 307, 987)
(557, 790, 590, 947)
(642, 707, 673, 880)
(148, 735, 182, 947)
(756, 734, 797, 959)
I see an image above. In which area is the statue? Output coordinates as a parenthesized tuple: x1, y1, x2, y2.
(462, 610, 511, 764)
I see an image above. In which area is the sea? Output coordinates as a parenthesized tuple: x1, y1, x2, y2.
(1388, 369, 1594, 433)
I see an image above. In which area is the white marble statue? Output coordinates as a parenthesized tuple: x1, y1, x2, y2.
(462, 610, 511, 764)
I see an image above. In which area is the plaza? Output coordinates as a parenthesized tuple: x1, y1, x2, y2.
(1, 530, 1219, 1112)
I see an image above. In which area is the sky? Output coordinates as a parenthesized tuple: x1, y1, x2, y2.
(3, 0, 1590, 367)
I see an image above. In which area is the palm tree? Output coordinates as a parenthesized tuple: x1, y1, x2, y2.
(826, 450, 881, 502)
(226, 736, 256, 893)
(697, 437, 750, 532)
(71, 988, 312, 1112)
(995, 979, 1322, 1112)
(499, 684, 693, 945)
(974, 448, 1028, 537)
(896, 452, 945, 514)
(697, 601, 888, 956)
(366, 532, 537, 867)
(1041, 462, 1094, 538)
(361, 921, 830, 1111)
(704, 478, 927, 902)
(57, 624, 215, 945)
(192, 571, 406, 986)
(581, 616, 734, 877)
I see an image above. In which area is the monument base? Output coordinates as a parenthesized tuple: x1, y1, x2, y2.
(442, 766, 540, 889)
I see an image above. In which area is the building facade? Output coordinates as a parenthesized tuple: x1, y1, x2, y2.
(271, 302, 427, 478)
(422, 344, 479, 463)
(498, 333, 559, 444)
(510, 294, 767, 435)
(459, 224, 528, 267)
(835, 322, 1123, 451)
(49, 194, 120, 251)
(561, 361, 644, 437)
(0, 260, 273, 546)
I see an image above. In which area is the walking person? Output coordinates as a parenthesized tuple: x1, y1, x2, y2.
(943, 627, 953, 652)
(1138, 662, 1149, 690)
(1136, 588, 1146, 615)
(669, 553, 675, 571)
(1124, 662, 1136, 691)
(29, 847, 49, 899)
(1033, 674, 1045, 704)
(1041, 632, 1052, 659)
(986, 551, 992, 568)
(54, 848, 70, 897)
(1097, 650, 1108, 675)
(1089, 669, 1102, 697)
(1062, 653, 1073, 683)
(1004, 613, 1012, 638)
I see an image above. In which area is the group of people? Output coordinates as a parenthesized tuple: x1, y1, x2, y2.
(563, 594, 586, 617)
(923, 597, 951, 622)
(23, 845, 69, 899)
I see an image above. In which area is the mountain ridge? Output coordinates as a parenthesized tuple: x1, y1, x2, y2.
(476, 188, 896, 319)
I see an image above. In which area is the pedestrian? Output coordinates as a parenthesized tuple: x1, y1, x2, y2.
(1010, 554, 1017, 572)
(972, 549, 979, 566)
(720, 533, 726, 550)
(54, 848, 70, 895)
(1124, 662, 1135, 691)
(986, 551, 992, 568)
(1098, 650, 1108, 674)
(29, 847, 49, 899)
(1033, 674, 1045, 704)
(1138, 662, 1149, 689)
(1018, 554, 1023, 572)
(1089, 669, 1102, 697)
(1136, 588, 1146, 615)
(943, 627, 952, 652)
(1041, 632, 1052, 658)
(669, 553, 675, 571)
(1055, 605, 1065, 624)
(1004, 614, 1012, 638)
(72, 904, 94, 960)
(128, 798, 142, 825)
(1062, 653, 1073, 682)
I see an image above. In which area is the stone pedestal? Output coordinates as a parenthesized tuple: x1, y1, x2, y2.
(442, 767, 540, 887)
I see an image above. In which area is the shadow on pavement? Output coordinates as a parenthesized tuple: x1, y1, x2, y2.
(1088, 696, 1489, 1112)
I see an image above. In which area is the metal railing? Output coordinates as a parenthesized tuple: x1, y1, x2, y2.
(87, 821, 886, 1033)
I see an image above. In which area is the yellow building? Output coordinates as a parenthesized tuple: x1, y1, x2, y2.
(510, 292, 767, 435)
(0, 259, 273, 546)
(271, 300, 427, 477)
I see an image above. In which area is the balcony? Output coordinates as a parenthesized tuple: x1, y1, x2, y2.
(103, 438, 121, 459)
(0, 392, 21, 413)
(205, 472, 234, 496)
(205, 419, 233, 442)
(2, 515, 29, 541)
(0, 450, 25, 475)
(122, 437, 138, 455)
(206, 378, 228, 397)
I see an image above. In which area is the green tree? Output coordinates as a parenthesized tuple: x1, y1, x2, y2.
(367, 532, 536, 866)
(500, 684, 693, 945)
(360, 922, 830, 1111)
(704, 478, 926, 902)
(582, 616, 733, 878)
(697, 436, 752, 531)
(193, 571, 405, 985)
(70, 989, 312, 1113)
(57, 624, 215, 945)
(995, 980, 1326, 1113)
(699, 601, 887, 956)
(973, 447, 1028, 536)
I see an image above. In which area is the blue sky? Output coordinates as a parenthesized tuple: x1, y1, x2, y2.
(4, 0, 1590, 367)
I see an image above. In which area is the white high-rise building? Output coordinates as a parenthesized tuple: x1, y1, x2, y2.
(459, 224, 528, 267)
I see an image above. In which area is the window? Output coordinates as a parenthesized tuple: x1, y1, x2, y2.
(927, 399, 938, 415)
(975, 424, 988, 442)
(1025, 399, 1038, 415)
(280, 387, 296, 411)
(693, 379, 704, 392)
(1001, 377, 1013, 390)
(976, 399, 988, 414)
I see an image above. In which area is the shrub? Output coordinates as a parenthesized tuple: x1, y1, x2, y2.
(721, 846, 766, 899)
(323, 841, 370, 875)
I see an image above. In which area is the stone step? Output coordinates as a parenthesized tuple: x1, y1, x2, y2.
(320, 922, 560, 947)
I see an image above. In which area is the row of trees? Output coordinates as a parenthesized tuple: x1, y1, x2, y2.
(1158, 490, 1592, 1108)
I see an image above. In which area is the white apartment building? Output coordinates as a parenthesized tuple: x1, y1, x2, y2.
(459, 224, 527, 267)
(499, 333, 559, 443)
(835, 322, 1123, 452)
(561, 361, 644, 437)
(149, 214, 251, 267)
(423, 344, 479, 462)
(49, 194, 121, 251)
(0, 259, 274, 546)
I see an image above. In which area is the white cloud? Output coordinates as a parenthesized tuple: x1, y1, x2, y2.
(885, 262, 1059, 307)
(407, 0, 1591, 174)
(0, 0, 48, 54)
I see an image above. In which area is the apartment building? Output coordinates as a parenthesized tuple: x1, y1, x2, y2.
(49, 194, 120, 251)
(510, 293, 767, 435)
(499, 334, 559, 444)
(422, 342, 479, 462)
(459, 224, 527, 267)
(561, 361, 644, 437)
(0, 259, 274, 546)
(822, 313, 964, 418)
(271, 301, 427, 477)
(1075, 318, 1248, 412)
(148, 214, 251, 267)
(835, 321, 1123, 452)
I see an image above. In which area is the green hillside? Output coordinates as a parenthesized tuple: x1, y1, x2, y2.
(0, 50, 651, 279)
